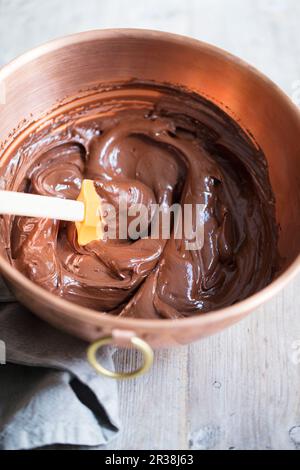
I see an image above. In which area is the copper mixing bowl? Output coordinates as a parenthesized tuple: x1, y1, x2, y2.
(0, 30, 300, 377)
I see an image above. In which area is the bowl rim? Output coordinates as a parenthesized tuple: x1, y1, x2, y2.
(0, 28, 300, 330)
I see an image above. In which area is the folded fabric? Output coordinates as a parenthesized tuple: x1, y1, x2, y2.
(0, 277, 120, 450)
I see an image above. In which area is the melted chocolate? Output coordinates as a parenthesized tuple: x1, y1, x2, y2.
(0, 82, 278, 318)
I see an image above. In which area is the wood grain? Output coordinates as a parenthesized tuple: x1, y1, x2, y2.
(0, 0, 299, 450)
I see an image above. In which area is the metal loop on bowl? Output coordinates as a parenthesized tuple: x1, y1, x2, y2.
(87, 335, 154, 379)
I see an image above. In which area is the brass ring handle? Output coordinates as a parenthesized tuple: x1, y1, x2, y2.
(87, 335, 154, 379)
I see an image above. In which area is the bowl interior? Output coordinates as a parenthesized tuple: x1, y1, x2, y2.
(0, 30, 300, 284)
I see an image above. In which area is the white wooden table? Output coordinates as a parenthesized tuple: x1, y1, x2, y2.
(0, 0, 299, 450)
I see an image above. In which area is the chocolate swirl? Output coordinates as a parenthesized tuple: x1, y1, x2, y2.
(2, 82, 278, 318)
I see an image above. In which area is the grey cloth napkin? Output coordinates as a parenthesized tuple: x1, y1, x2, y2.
(0, 276, 120, 450)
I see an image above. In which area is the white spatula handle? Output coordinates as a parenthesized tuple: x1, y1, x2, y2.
(0, 190, 85, 222)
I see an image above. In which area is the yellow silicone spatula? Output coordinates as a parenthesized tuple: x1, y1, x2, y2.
(0, 179, 103, 245)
